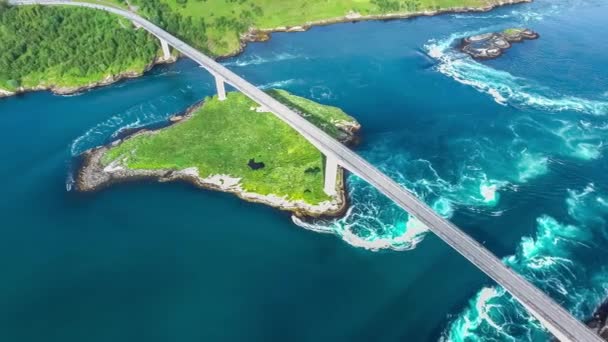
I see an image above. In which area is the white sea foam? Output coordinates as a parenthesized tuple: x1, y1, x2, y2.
(510, 116, 606, 161)
(479, 183, 497, 203)
(292, 188, 430, 251)
(222, 52, 301, 67)
(70, 94, 179, 155)
(424, 33, 608, 116)
(515, 150, 549, 182)
(451, 0, 580, 23)
(446, 184, 608, 341)
(567, 183, 608, 227)
(291, 144, 518, 251)
(309, 85, 336, 101)
(445, 216, 581, 341)
(258, 79, 300, 90)
(65, 170, 75, 192)
(553, 119, 605, 160)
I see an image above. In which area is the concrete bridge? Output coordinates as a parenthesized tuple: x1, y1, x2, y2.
(10, 1, 603, 341)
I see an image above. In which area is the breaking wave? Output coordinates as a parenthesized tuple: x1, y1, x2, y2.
(444, 185, 608, 341)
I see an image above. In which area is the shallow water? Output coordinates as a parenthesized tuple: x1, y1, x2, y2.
(1, 0, 607, 341)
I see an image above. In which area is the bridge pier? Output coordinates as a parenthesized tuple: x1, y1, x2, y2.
(215, 75, 226, 101)
(324, 155, 338, 196)
(160, 38, 171, 61)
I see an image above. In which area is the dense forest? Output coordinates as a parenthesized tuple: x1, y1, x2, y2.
(0, 5, 159, 92)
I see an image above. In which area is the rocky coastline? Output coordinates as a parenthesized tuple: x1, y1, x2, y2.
(231, 0, 533, 59)
(0, 55, 176, 99)
(76, 102, 358, 218)
(461, 28, 539, 59)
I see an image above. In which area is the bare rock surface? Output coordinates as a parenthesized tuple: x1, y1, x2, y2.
(461, 28, 539, 59)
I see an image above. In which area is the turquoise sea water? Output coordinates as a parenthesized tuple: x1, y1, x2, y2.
(1, 0, 608, 341)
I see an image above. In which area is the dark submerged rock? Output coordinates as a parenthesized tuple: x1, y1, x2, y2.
(585, 299, 608, 340)
(461, 28, 539, 60)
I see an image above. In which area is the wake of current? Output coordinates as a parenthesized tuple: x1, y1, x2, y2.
(428, 1, 608, 341)
(443, 184, 608, 341)
(294, 0, 607, 254)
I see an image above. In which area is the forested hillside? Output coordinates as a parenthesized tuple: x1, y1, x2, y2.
(0, 5, 159, 92)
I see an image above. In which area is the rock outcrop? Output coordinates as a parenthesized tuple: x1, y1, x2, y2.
(461, 28, 539, 59)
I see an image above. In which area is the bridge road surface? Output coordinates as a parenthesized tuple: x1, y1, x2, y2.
(11, 1, 603, 341)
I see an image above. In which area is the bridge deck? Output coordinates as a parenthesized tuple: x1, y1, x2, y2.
(11, 1, 602, 341)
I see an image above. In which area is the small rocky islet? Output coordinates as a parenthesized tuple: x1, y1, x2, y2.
(460, 28, 539, 59)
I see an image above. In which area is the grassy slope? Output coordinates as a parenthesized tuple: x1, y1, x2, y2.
(503, 28, 524, 35)
(127, 0, 510, 56)
(0, 5, 158, 91)
(102, 90, 358, 204)
(267, 89, 356, 139)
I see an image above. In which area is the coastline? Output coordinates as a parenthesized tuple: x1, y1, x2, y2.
(0, 55, 176, 99)
(76, 101, 352, 218)
(235, 0, 532, 59)
(0, 0, 530, 97)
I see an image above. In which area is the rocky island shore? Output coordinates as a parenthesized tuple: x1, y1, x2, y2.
(461, 28, 539, 59)
(77, 90, 360, 218)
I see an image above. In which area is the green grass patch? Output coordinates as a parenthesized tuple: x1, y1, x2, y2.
(0, 5, 158, 91)
(267, 89, 355, 139)
(102, 90, 358, 204)
(503, 28, 524, 35)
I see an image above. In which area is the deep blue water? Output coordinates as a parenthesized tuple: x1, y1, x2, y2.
(1, 0, 608, 341)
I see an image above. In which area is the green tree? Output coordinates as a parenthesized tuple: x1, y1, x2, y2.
(0, 6, 159, 91)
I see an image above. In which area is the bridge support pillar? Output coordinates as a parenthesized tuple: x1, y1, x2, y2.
(324, 155, 338, 196)
(160, 38, 171, 60)
(215, 76, 226, 101)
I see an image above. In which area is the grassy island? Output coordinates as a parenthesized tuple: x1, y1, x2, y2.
(79, 90, 360, 215)
(0, 4, 159, 94)
(109, 0, 528, 57)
